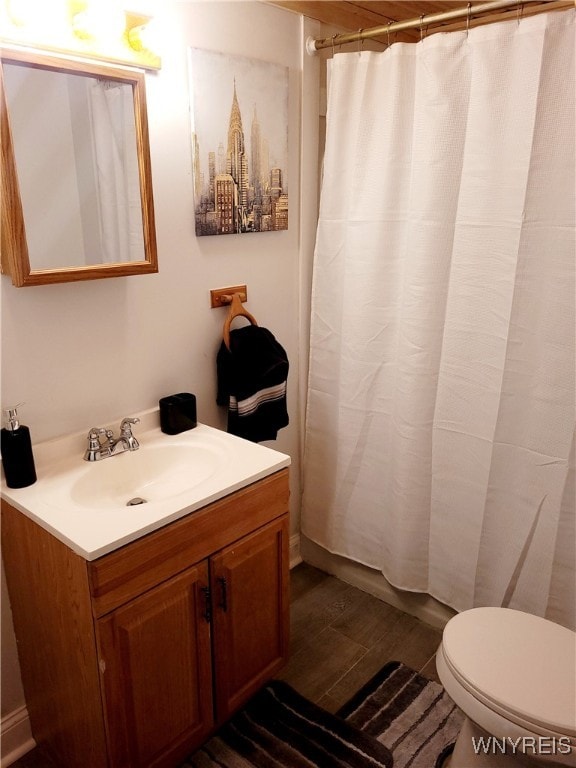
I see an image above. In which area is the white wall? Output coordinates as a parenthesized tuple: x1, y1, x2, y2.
(0, 1, 322, 755)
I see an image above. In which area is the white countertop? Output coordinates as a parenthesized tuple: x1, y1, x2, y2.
(1, 409, 291, 560)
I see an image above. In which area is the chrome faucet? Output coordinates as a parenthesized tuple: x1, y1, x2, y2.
(84, 417, 140, 461)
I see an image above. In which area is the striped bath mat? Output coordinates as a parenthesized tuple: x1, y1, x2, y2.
(185, 680, 392, 767)
(185, 662, 462, 767)
(338, 661, 464, 768)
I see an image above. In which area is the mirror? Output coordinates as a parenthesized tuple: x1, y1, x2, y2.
(0, 48, 157, 286)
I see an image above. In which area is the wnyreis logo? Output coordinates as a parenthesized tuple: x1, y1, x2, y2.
(472, 736, 572, 757)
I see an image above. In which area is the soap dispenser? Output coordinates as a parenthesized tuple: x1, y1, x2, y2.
(1, 405, 37, 488)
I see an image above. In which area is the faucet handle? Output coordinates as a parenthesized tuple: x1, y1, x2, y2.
(120, 417, 140, 434)
(88, 427, 114, 442)
(120, 417, 140, 451)
(85, 427, 110, 461)
(87, 427, 106, 445)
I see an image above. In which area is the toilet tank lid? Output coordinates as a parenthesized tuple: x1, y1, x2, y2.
(442, 607, 576, 737)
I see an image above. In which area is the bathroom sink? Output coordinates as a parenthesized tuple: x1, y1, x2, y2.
(36, 431, 230, 514)
(1, 410, 291, 560)
(69, 443, 223, 510)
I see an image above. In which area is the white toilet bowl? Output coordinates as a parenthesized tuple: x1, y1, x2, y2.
(436, 607, 576, 767)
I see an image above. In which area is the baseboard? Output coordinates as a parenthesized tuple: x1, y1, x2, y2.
(300, 536, 455, 630)
(289, 532, 302, 569)
(0, 705, 35, 767)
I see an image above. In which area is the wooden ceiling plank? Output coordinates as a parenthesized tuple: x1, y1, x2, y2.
(265, 1, 573, 46)
(268, 0, 387, 29)
(267, 0, 418, 41)
(331, 1, 420, 40)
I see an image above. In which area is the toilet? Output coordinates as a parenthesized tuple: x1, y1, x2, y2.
(436, 607, 576, 767)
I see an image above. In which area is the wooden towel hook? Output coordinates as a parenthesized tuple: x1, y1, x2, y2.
(223, 292, 258, 350)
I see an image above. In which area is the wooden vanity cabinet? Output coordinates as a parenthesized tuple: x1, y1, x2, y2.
(1, 469, 289, 768)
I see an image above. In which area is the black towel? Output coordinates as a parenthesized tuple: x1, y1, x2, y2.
(216, 325, 289, 442)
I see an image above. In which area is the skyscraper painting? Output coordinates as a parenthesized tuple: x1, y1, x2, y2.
(188, 48, 289, 236)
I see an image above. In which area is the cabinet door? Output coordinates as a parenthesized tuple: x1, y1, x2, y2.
(211, 515, 289, 722)
(96, 561, 214, 768)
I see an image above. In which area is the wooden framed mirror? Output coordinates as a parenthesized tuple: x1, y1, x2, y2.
(0, 48, 157, 286)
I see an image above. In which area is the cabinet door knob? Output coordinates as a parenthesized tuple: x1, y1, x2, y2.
(217, 576, 228, 612)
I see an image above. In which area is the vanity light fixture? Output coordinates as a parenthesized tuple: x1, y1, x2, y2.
(0, 0, 161, 70)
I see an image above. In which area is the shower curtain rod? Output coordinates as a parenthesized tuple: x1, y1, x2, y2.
(305, 0, 571, 53)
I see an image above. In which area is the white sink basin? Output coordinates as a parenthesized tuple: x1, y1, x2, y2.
(70, 443, 222, 510)
(1, 410, 290, 560)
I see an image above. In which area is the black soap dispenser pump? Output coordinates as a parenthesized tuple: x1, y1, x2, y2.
(1, 405, 37, 488)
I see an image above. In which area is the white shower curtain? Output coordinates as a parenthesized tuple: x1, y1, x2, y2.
(302, 10, 575, 629)
(90, 80, 144, 263)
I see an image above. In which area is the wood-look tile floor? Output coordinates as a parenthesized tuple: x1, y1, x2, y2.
(278, 562, 442, 713)
(9, 562, 442, 768)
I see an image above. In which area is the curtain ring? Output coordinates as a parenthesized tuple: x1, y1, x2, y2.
(387, 21, 392, 49)
(517, 2, 524, 25)
(358, 29, 363, 55)
(420, 15, 425, 41)
(466, 2, 472, 37)
(331, 34, 337, 57)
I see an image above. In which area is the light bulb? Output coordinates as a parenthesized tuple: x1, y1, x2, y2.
(127, 18, 158, 53)
(8, 0, 68, 29)
(72, 1, 125, 41)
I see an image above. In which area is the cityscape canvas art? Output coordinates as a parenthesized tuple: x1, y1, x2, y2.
(188, 48, 289, 236)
